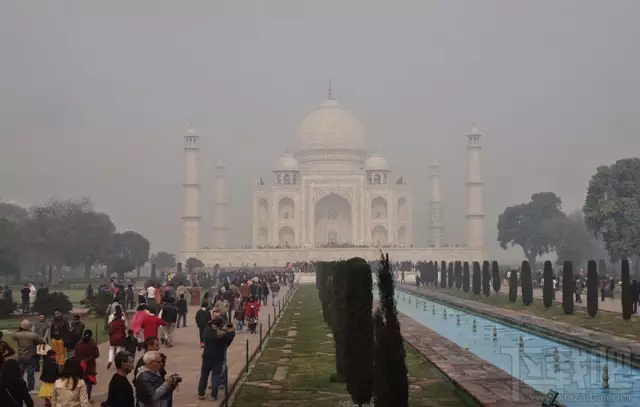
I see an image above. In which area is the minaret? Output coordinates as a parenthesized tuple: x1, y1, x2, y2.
(466, 124, 485, 251)
(212, 159, 229, 248)
(182, 123, 201, 253)
(428, 159, 444, 247)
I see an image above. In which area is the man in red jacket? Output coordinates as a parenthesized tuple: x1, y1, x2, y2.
(140, 310, 167, 341)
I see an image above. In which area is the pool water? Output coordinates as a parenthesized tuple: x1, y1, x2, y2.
(390, 288, 640, 407)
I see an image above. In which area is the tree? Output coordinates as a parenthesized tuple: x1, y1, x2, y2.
(440, 261, 446, 288)
(186, 257, 204, 271)
(543, 260, 553, 309)
(0, 202, 28, 224)
(121, 231, 150, 278)
(497, 192, 565, 265)
(491, 261, 501, 293)
(584, 158, 640, 262)
(65, 211, 115, 278)
(0, 218, 22, 281)
(462, 262, 470, 293)
(454, 261, 462, 290)
(554, 210, 595, 269)
(152, 251, 176, 274)
(482, 261, 491, 297)
(472, 262, 481, 295)
(345, 258, 373, 405)
(105, 232, 149, 280)
(447, 263, 453, 288)
(586, 260, 598, 317)
(621, 259, 632, 320)
(521, 261, 533, 306)
(562, 261, 574, 315)
(373, 253, 408, 407)
(508, 271, 518, 303)
(331, 261, 349, 381)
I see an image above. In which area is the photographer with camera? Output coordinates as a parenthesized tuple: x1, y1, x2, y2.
(134, 350, 180, 407)
(197, 316, 235, 401)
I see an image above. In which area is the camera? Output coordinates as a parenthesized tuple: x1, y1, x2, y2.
(170, 373, 182, 384)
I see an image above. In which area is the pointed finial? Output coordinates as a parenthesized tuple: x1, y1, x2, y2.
(285, 147, 289, 154)
(327, 78, 334, 100)
(471, 121, 480, 135)
(187, 122, 196, 134)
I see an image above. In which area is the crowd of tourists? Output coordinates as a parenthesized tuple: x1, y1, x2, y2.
(0, 268, 293, 406)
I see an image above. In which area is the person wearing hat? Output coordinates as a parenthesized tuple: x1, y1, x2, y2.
(12, 319, 47, 392)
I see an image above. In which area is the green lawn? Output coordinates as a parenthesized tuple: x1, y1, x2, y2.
(233, 284, 477, 407)
(412, 285, 640, 340)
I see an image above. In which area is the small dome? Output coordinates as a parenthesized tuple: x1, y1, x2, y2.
(274, 152, 299, 171)
(365, 154, 389, 171)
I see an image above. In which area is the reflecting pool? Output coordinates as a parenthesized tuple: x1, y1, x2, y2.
(391, 288, 640, 407)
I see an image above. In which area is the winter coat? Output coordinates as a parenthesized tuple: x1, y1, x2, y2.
(51, 378, 90, 407)
(161, 303, 178, 324)
(140, 312, 167, 339)
(195, 308, 210, 328)
(12, 330, 46, 358)
(40, 357, 60, 383)
(134, 367, 172, 407)
(74, 339, 99, 376)
(65, 321, 85, 350)
(202, 325, 235, 364)
(239, 284, 250, 299)
(109, 318, 127, 346)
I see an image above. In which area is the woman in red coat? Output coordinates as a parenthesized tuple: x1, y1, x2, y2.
(244, 296, 261, 334)
(107, 309, 127, 370)
(74, 329, 99, 403)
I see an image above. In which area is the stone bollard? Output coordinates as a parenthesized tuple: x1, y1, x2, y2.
(493, 326, 497, 341)
(602, 364, 609, 389)
(443, 308, 447, 319)
(472, 318, 477, 332)
(519, 335, 524, 352)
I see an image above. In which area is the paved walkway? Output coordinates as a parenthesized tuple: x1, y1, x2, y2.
(85, 284, 293, 407)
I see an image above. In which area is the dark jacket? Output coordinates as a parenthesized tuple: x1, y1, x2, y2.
(202, 324, 235, 364)
(50, 317, 70, 341)
(175, 298, 188, 314)
(106, 373, 135, 407)
(134, 367, 172, 407)
(195, 308, 210, 328)
(0, 382, 33, 407)
(123, 335, 140, 354)
(109, 319, 127, 346)
(65, 321, 85, 350)
(161, 303, 178, 324)
(40, 357, 59, 383)
(74, 339, 99, 376)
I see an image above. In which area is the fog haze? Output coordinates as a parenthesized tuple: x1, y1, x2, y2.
(1, 1, 639, 261)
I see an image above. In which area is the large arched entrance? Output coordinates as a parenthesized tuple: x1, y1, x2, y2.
(371, 225, 388, 246)
(278, 226, 294, 246)
(314, 193, 352, 245)
(278, 197, 295, 220)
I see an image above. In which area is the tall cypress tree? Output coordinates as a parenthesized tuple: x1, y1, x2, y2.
(621, 259, 632, 320)
(440, 261, 447, 288)
(455, 261, 462, 290)
(521, 261, 533, 306)
(472, 262, 481, 295)
(332, 261, 349, 380)
(462, 262, 470, 293)
(586, 260, 598, 317)
(447, 263, 454, 288)
(482, 261, 491, 297)
(373, 253, 409, 407)
(177, 262, 182, 274)
(433, 261, 438, 286)
(491, 261, 501, 293)
(345, 258, 374, 405)
(543, 260, 553, 309)
(151, 263, 157, 279)
(562, 261, 574, 315)
(508, 270, 518, 303)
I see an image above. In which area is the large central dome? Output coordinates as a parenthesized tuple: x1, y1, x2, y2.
(295, 97, 366, 152)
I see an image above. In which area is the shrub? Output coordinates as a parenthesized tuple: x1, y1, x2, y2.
(543, 260, 553, 309)
(440, 261, 447, 288)
(472, 262, 481, 295)
(621, 259, 632, 321)
(0, 296, 16, 318)
(462, 262, 470, 293)
(447, 263, 453, 288)
(586, 260, 598, 318)
(521, 261, 533, 306)
(332, 261, 349, 379)
(562, 261, 574, 315)
(491, 261, 500, 293)
(454, 261, 462, 289)
(33, 288, 73, 315)
(482, 261, 490, 297)
(89, 290, 115, 316)
(508, 270, 518, 303)
(170, 272, 189, 287)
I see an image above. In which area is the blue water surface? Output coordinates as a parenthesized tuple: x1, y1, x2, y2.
(390, 288, 640, 407)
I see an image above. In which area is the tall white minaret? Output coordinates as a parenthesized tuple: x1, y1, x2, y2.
(182, 123, 201, 253)
(212, 159, 229, 248)
(428, 159, 444, 247)
(466, 124, 485, 251)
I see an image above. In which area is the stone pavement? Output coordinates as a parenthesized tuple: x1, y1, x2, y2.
(399, 284, 640, 369)
(85, 284, 293, 407)
(399, 312, 543, 407)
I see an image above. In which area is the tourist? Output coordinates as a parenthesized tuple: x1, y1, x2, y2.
(632, 280, 639, 314)
(134, 351, 179, 407)
(73, 330, 99, 403)
(239, 280, 250, 302)
(20, 284, 31, 314)
(213, 292, 229, 324)
(138, 288, 146, 306)
(270, 280, 280, 303)
(0, 359, 34, 407)
(176, 282, 187, 300)
(28, 283, 37, 311)
(51, 358, 89, 407)
(176, 294, 188, 328)
(65, 315, 84, 359)
(146, 284, 157, 314)
(234, 293, 244, 331)
(197, 317, 235, 401)
(12, 319, 47, 392)
(38, 350, 59, 407)
(107, 309, 127, 369)
(105, 351, 135, 407)
(0, 331, 16, 371)
(601, 279, 607, 302)
(123, 329, 140, 360)
(190, 283, 201, 306)
(50, 309, 69, 367)
(140, 308, 167, 342)
(244, 296, 260, 334)
(195, 303, 210, 347)
(133, 337, 160, 382)
(574, 277, 583, 303)
(261, 280, 270, 306)
(160, 298, 178, 346)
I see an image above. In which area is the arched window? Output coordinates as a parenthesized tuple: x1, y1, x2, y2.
(283, 174, 291, 184)
(374, 174, 381, 184)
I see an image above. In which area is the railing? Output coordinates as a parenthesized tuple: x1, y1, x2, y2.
(220, 281, 298, 407)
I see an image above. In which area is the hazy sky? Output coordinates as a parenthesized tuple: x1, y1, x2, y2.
(1, 1, 639, 262)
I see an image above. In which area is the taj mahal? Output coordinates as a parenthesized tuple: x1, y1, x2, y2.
(180, 86, 485, 267)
